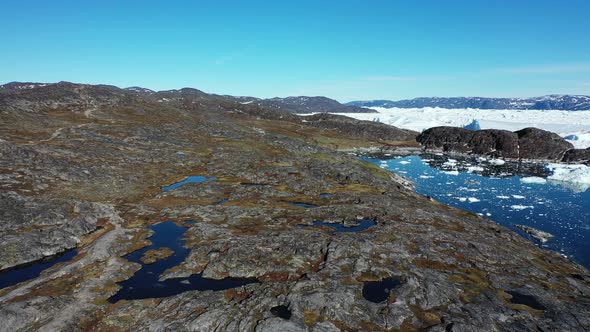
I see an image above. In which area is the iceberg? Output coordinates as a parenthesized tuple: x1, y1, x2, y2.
(463, 119, 481, 131)
(545, 163, 590, 193)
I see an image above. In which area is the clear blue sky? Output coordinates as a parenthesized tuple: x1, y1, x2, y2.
(1, 0, 589, 101)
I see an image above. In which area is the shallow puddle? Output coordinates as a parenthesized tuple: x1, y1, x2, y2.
(0, 249, 78, 290)
(108, 221, 256, 302)
(309, 219, 376, 233)
(362, 277, 402, 303)
(161, 176, 216, 191)
(506, 291, 546, 310)
(270, 305, 292, 319)
(286, 201, 318, 208)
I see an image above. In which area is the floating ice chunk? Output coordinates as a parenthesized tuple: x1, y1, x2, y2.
(520, 177, 547, 184)
(467, 197, 480, 203)
(512, 195, 526, 199)
(545, 163, 590, 193)
(496, 195, 510, 199)
(467, 166, 485, 173)
(419, 175, 434, 179)
(455, 197, 468, 202)
(510, 205, 534, 210)
(444, 170, 459, 176)
(489, 159, 506, 166)
(399, 161, 411, 165)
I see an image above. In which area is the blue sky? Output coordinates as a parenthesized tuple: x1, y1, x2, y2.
(1, 0, 589, 101)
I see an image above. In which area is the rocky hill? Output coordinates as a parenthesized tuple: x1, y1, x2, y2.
(250, 96, 377, 113)
(348, 95, 590, 111)
(416, 126, 590, 164)
(0, 82, 588, 331)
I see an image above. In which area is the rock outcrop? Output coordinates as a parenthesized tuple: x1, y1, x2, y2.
(304, 113, 418, 142)
(417, 126, 519, 158)
(515, 127, 574, 160)
(417, 126, 575, 161)
(562, 147, 590, 165)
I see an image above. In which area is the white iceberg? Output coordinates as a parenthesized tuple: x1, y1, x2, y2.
(511, 205, 534, 211)
(545, 163, 590, 193)
(467, 166, 485, 173)
(489, 159, 506, 166)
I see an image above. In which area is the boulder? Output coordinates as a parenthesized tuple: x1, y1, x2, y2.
(516, 127, 574, 160)
(562, 148, 590, 165)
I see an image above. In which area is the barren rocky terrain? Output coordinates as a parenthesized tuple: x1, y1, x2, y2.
(0, 82, 588, 331)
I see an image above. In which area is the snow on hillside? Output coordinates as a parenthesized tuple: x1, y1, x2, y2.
(330, 107, 590, 149)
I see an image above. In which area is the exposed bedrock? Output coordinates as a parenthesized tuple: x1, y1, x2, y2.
(417, 126, 576, 161)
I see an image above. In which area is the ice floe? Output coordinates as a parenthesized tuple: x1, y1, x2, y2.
(520, 177, 547, 184)
(510, 205, 534, 210)
(489, 159, 506, 166)
(545, 163, 590, 193)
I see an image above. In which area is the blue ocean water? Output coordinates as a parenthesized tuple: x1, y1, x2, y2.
(364, 155, 590, 269)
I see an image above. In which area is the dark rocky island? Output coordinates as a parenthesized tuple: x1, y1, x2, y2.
(416, 126, 589, 163)
(0, 82, 588, 331)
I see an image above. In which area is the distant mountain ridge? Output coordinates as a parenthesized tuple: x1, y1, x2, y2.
(241, 96, 376, 113)
(347, 95, 590, 111)
(0, 82, 375, 114)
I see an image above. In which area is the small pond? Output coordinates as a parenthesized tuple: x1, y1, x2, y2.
(506, 290, 546, 311)
(362, 277, 402, 303)
(161, 176, 216, 191)
(0, 249, 78, 290)
(301, 219, 376, 233)
(108, 221, 256, 302)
